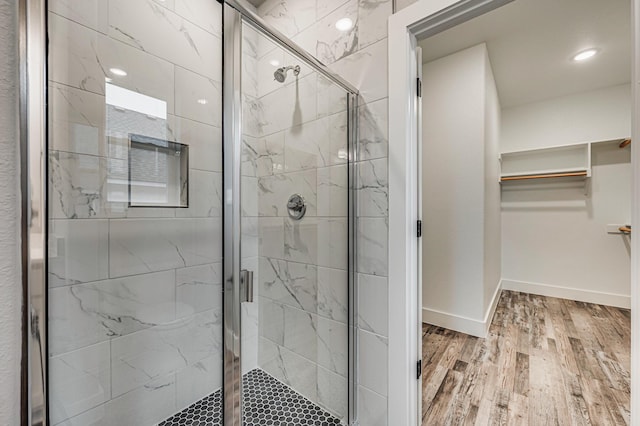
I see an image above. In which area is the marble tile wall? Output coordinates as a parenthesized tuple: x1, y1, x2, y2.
(247, 23, 351, 422)
(47, 1, 225, 424)
(256, 0, 392, 424)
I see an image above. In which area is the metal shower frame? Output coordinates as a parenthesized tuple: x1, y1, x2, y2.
(20, 0, 359, 424)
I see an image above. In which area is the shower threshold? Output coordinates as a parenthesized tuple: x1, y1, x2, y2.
(159, 368, 342, 425)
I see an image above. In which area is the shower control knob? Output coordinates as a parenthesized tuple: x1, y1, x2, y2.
(287, 194, 306, 220)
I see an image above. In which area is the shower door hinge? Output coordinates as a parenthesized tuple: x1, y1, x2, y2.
(417, 220, 422, 238)
(417, 360, 422, 379)
(417, 78, 422, 97)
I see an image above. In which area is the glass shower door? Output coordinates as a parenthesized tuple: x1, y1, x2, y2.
(46, 1, 224, 424)
(238, 18, 352, 425)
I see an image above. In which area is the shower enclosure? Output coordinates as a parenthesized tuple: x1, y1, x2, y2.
(24, 0, 357, 424)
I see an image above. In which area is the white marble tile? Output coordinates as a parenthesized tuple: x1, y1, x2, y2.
(358, 0, 392, 49)
(78, 270, 175, 332)
(242, 290, 260, 374)
(49, 342, 111, 425)
(109, 218, 222, 277)
(317, 75, 349, 119)
(49, 287, 104, 356)
(317, 366, 348, 420)
(329, 38, 388, 105)
(257, 47, 286, 98)
(243, 132, 285, 178)
(317, 218, 348, 270)
(283, 306, 317, 362)
(242, 217, 260, 260)
(49, 219, 109, 287)
(175, 354, 222, 411)
(258, 74, 318, 135)
(357, 158, 388, 217)
(359, 329, 388, 396)
(175, 66, 222, 127)
(49, 0, 108, 33)
(259, 257, 317, 312)
(258, 170, 317, 217)
(111, 308, 222, 397)
(258, 0, 317, 38)
(259, 217, 285, 259)
(284, 217, 318, 264)
(242, 176, 259, 217)
(49, 83, 105, 156)
(259, 297, 285, 346)
(358, 98, 388, 160)
(259, 337, 318, 403)
(358, 385, 388, 426)
(296, 0, 358, 66)
(172, 117, 222, 172)
(98, 35, 176, 114)
(242, 135, 259, 178)
(243, 96, 265, 138)
(174, 0, 222, 36)
(50, 152, 107, 219)
(358, 273, 388, 337)
(49, 13, 104, 94)
(176, 263, 222, 318)
(317, 267, 348, 323)
(284, 114, 348, 172)
(317, 0, 350, 19)
(57, 373, 177, 426)
(357, 217, 388, 276)
(175, 170, 222, 218)
(109, 0, 221, 80)
(243, 52, 259, 100)
(317, 317, 348, 377)
(317, 165, 348, 217)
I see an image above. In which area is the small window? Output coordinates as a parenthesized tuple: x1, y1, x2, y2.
(128, 134, 189, 208)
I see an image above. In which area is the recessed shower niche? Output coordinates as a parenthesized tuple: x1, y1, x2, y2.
(128, 134, 189, 208)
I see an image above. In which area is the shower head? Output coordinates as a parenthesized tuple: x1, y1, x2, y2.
(274, 65, 300, 83)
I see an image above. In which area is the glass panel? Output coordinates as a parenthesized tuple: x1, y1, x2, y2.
(46, 1, 223, 424)
(241, 21, 351, 425)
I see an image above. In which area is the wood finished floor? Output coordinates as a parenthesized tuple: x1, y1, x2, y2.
(421, 290, 631, 425)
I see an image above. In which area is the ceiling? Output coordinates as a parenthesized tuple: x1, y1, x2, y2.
(246, 0, 266, 8)
(418, 0, 631, 108)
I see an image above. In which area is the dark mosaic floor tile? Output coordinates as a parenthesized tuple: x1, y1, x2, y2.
(159, 369, 342, 426)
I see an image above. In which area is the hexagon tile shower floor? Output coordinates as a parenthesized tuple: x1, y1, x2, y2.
(159, 369, 342, 425)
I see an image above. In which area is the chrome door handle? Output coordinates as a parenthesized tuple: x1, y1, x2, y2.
(240, 269, 254, 303)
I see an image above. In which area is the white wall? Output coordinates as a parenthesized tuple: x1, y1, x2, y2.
(0, 0, 22, 422)
(501, 85, 632, 307)
(484, 51, 502, 315)
(501, 84, 631, 151)
(421, 44, 501, 335)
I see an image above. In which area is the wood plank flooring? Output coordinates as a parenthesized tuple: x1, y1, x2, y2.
(421, 290, 630, 425)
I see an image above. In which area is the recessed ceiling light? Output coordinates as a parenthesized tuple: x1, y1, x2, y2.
(573, 49, 598, 62)
(197, 98, 208, 105)
(109, 67, 127, 76)
(270, 59, 280, 67)
(335, 18, 353, 32)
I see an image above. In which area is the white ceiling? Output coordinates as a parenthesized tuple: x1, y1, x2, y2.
(418, 0, 631, 108)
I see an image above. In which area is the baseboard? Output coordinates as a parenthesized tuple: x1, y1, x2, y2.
(501, 279, 631, 309)
(422, 280, 503, 338)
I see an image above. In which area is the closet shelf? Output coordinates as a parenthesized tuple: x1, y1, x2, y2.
(500, 170, 588, 182)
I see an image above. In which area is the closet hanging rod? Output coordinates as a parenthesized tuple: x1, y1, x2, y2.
(619, 138, 631, 148)
(500, 171, 588, 182)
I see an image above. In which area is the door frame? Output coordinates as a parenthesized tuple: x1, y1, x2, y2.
(387, 0, 640, 424)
